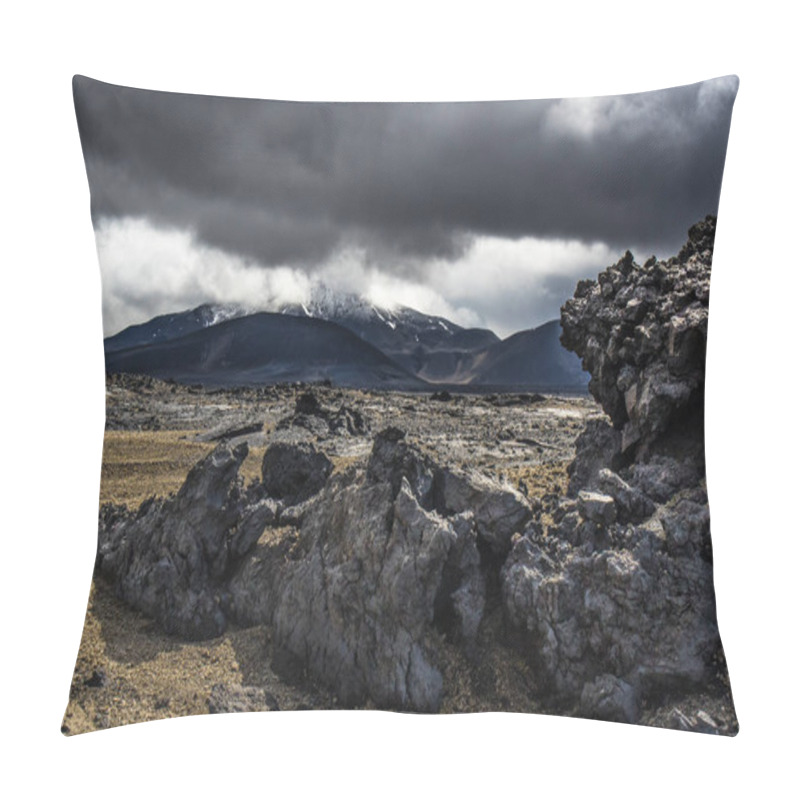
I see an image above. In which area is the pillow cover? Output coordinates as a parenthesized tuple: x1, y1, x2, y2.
(63, 75, 739, 735)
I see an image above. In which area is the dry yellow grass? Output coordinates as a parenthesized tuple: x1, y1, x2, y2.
(62, 579, 332, 735)
(505, 460, 570, 500)
(62, 581, 246, 733)
(100, 430, 266, 508)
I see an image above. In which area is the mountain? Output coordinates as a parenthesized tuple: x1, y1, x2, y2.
(469, 320, 589, 390)
(103, 289, 589, 391)
(279, 288, 499, 384)
(105, 312, 425, 389)
(104, 303, 246, 353)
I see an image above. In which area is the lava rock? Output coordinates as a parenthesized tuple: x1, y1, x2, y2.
(567, 418, 622, 496)
(261, 442, 333, 505)
(577, 490, 617, 526)
(96, 443, 250, 639)
(596, 468, 655, 523)
(580, 675, 640, 724)
(561, 216, 715, 460)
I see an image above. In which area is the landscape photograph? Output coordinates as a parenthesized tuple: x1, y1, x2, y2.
(63, 74, 739, 735)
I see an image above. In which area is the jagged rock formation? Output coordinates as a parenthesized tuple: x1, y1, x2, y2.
(248, 430, 528, 710)
(561, 215, 714, 459)
(97, 428, 531, 711)
(276, 390, 370, 437)
(502, 216, 733, 729)
(96, 444, 253, 638)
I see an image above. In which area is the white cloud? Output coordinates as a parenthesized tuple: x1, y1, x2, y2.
(96, 216, 623, 339)
(96, 217, 311, 335)
(425, 235, 620, 336)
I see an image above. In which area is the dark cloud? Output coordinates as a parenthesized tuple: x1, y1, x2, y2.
(73, 75, 738, 272)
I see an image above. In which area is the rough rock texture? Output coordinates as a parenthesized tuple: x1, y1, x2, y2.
(277, 390, 370, 437)
(503, 496, 720, 702)
(567, 419, 622, 496)
(96, 444, 254, 639)
(228, 429, 533, 710)
(267, 477, 481, 710)
(580, 674, 639, 724)
(261, 442, 333, 505)
(97, 430, 532, 712)
(502, 217, 735, 731)
(561, 215, 715, 459)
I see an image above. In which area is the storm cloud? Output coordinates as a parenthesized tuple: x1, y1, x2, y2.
(73, 75, 738, 334)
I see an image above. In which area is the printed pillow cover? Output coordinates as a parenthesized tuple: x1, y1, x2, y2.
(63, 75, 739, 735)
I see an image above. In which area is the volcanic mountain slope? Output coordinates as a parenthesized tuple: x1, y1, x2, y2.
(279, 289, 499, 382)
(104, 312, 425, 389)
(104, 289, 589, 390)
(104, 304, 247, 353)
(469, 320, 589, 390)
(278, 290, 586, 388)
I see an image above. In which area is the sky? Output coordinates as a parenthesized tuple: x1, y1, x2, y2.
(73, 75, 738, 338)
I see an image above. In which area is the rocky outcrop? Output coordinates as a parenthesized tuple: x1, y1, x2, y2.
(561, 215, 714, 459)
(96, 444, 252, 638)
(265, 476, 482, 710)
(501, 217, 733, 730)
(229, 428, 530, 710)
(261, 442, 333, 505)
(97, 427, 531, 712)
(277, 390, 370, 437)
(503, 488, 719, 702)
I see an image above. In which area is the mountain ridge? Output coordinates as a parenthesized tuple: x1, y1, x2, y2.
(105, 312, 426, 390)
(104, 290, 589, 391)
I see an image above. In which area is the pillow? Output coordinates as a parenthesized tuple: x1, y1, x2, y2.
(63, 75, 739, 735)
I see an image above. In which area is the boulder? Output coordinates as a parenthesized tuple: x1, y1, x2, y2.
(439, 467, 532, 554)
(261, 442, 333, 505)
(96, 443, 250, 639)
(502, 529, 721, 698)
(501, 219, 729, 717)
(580, 675, 640, 724)
(567, 418, 622, 496)
(267, 475, 484, 711)
(561, 215, 715, 460)
(577, 490, 617, 526)
(596, 468, 655, 523)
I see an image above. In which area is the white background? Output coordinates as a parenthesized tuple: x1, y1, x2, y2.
(3, 1, 797, 796)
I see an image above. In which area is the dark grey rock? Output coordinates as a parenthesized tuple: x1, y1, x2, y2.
(268, 476, 483, 711)
(629, 456, 702, 503)
(580, 675, 640, 724)
(227, 433, 513, 712)
(439, 467, 532, 554)
(278, 392, 370, 438)
(295, 391, 321, 416)
(567, 418, 622, 496)
(366, 427, 437, 505)
(229, 498, 279, 558)
(329, 404, 369, 436)
(96, 443, 250, 639)
(661, 496, 711, 558)
(502, 532, 719, 697)
(261, 442, 333, 505)
(577, 490, 617, 526)
(561, 216, 715, 460)
(597, 468, 655, 523)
